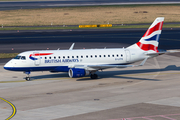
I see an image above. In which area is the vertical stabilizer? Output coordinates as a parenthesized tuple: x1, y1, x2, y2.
(128, 17, 164, 53)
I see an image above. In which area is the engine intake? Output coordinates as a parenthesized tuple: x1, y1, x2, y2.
(68, 68, 89, 78)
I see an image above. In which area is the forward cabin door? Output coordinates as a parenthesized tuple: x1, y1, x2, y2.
(34, 52, 41, 66)
(125, 49, 131, 62)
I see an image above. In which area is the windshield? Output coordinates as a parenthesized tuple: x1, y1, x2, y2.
(13, 55, 21, 59)
(13, 55, 26, 60)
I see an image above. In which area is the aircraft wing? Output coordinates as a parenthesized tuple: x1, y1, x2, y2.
(71, 58, 148, 70)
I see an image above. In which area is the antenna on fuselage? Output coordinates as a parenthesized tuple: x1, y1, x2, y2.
(69, 43, 75, 50)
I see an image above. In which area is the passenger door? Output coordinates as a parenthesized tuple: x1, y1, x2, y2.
(125, 49, 131, 62)
(33, 52, 41, 66)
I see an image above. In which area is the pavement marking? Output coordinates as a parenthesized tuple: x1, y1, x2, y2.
(0, 97, 16, 120)
(0, 80, 26, 83)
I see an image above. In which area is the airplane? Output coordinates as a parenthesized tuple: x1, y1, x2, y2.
(4, 17, 167, 81)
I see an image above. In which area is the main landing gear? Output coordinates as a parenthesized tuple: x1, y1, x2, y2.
(24, 71, 31, 81)
(90, 74, 98, 79)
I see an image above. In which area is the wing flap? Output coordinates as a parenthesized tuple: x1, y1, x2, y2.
(88, 57, 148, 69)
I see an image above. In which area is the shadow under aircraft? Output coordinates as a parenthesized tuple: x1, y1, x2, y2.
(29, 65, 180, 82)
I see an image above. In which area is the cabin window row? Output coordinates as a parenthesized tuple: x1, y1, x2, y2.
(44, 54, 123, 59)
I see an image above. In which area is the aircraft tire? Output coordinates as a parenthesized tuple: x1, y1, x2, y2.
(90, 74, 98, 79)
(25, 77, 31, 81)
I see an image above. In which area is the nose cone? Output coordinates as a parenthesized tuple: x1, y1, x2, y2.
(4, 60, 13, 71)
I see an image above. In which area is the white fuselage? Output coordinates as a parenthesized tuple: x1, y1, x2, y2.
(4, 47, 146, 72)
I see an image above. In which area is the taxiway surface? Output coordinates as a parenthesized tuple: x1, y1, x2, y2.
(1, 0, 180, 11)
(0, 54, 180, 120)
(0, 28, 180, 54)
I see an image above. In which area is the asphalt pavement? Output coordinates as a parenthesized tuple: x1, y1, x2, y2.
(0, 28, 179, 53)
(1, 54, 180, 120)
(0, 0, 180, 11)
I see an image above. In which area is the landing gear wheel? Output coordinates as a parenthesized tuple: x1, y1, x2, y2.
(25, 77, 30, 81)
(24, 71, 31, 81)
(90, 74, 98, 79)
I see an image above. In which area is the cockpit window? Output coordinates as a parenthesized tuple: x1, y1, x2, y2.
(13, 55, 21, 59)
(13, 55, 26, 60)
(21, 56, 26, 60)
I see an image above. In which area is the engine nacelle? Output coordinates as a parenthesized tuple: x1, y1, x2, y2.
(68, 68, 90, 78)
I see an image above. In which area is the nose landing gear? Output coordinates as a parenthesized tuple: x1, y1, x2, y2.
(24, 71, 31, 81)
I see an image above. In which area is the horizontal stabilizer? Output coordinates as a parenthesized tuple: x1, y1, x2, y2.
(145, 52, 166, 56)
(146, 49, 180, 56)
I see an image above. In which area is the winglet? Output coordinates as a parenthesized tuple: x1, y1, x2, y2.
(69, 43, 75, 50)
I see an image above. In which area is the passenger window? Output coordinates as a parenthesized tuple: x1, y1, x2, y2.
(108, 55, 110, 57)
(99, 55, 101, 57)
(121, 54, 123, 57)
(58, 56, 60, 59)
(117, 54, 119, 57)
(54, 56, 56, 59)
(95, 55, 97, 58)
(81, 56, 83, 58)
(91, 55, 93, 58)
(21, 56, 26, 60)
(112, 55, 114, 57)
(68, 56, 69, 58)
(49, 57, 51, 59)
(104, 55, 106, 57)
(63, 56, 65, 58)
(77, 56, 78, 58)
(72, 56, 74, 58)
(45, 57, 47, 59)
(86, 55, 88, 58)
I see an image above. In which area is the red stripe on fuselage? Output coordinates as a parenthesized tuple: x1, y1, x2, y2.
(29, 53, 53, 57)
(143, 21, 163, 37)
(136, 42, 159, 52)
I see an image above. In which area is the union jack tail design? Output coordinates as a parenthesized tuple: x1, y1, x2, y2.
(137, 17, 164, 52)
(127, 17, 164, 53)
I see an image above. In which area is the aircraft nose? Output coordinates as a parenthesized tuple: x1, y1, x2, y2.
(4, 61, 14, 71)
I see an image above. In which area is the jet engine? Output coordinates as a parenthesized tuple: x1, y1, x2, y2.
(68, 68, 90, 78)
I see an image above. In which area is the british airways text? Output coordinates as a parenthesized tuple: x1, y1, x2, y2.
(45, 59, 79, 63)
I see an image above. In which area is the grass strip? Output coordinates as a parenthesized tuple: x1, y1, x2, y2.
(0, 53, 18, 59)
(0, 24, 179, 31)
(0, 27, 79, 31)
(1, 5, 180, 26)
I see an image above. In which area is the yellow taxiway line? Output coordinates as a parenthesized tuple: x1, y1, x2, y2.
(0, 97, 16, 120)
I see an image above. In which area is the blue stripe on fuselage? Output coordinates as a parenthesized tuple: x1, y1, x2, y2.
(4, 66, 69, 72)
(29, 56, 38, 60)
(4, 63, 130, 72)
